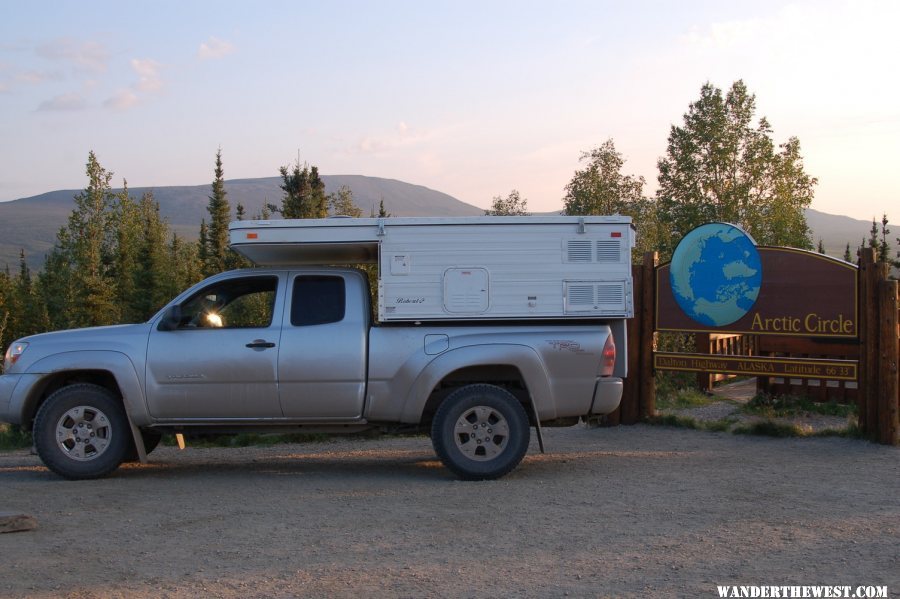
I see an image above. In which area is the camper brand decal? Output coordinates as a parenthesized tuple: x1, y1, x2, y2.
(396, 297, 426, 304)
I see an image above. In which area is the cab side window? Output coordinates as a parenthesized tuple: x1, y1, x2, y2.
(291, 276, 345, 326)
(179, 276, 278, 329)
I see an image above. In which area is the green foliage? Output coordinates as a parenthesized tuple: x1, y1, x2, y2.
(843, 243, 852, 262)
(202, 149, 247, 274)
(163, 432, 330, 448)
(647, 413, 733, 432)
(486, 189, 530, 215)
(655, 387, 714, 410)
(0, 423, 32, 450)
(743, 393, 857, 418)
(563, 139, 659, 260)
(278, 160, 328, 219)
(877, 213, 893, 266)
(328, 185, 362, 217)
(731, 420, 806, 437)
(377, 199, 391, 218)
(0, 152, 208, 347)
(656, 80, 816, 259)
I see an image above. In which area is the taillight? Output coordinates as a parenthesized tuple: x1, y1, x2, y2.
(600, 335, 615, 377)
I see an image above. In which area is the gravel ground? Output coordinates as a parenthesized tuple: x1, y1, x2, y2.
(1, 425, 898, 598)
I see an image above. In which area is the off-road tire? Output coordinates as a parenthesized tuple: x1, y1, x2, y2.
(33, 384, 129, 480)
(431, 384, 530, 480)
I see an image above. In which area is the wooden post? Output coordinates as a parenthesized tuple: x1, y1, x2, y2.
(857, 248, 877, 437)
(695, 333, 712, 392)
(638, 252, 658, 420)
(878, 280, 899, 445)
(620, 263, 642, 425)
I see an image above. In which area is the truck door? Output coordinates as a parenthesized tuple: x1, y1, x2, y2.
(145, 273, 284, 419)
(277, 273, 367, 419)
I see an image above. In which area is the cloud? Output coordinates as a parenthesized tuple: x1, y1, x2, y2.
(36, 38, 108, 73)
(352, 122, 430, 155)
(102, 58, 162, 110)
(15, 70, 62, 85)
(103, 89, 139, 110)
(198, 36, 235, 60)
(131, 58, 162, 92)
(37, 92, 87, 111)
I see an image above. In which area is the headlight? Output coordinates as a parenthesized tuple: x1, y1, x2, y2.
(4, 341, 28, 370)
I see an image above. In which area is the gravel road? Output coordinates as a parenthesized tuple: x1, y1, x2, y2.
(1, 425, 897, 598)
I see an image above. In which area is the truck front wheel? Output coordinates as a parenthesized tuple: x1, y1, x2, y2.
(431, 384, 530, 480)
(33, 384, 130, 480)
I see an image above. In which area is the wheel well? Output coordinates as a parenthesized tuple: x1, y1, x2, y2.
(420, 365, 532, 428)
(24, 370, 122, 430)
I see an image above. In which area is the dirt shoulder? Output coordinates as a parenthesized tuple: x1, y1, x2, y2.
(1, 425, 898, 598)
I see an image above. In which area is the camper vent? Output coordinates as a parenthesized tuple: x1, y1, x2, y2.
(564, 281, 626, 314)
(596, 240, 621, 263)
(567, 240, 593, 262)
(566, 239, 623, 263)
(567, 284, 595, 305)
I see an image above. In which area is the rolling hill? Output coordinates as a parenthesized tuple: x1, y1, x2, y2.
(0, 175, 482, 270)
(0, 174, 892, 271)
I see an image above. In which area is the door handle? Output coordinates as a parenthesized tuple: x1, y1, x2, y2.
(245, 340, 276, 349)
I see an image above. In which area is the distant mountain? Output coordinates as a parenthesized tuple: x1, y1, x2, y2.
(0, 175, 890, 271)
(804, 208, 892, 258)
(0, 175, 483, 270)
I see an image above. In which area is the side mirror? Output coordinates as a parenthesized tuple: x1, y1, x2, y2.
(157, 305, 183, 331)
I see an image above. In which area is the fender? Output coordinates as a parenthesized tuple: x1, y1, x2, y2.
(24, 350, 151, 427)
(399, 343, 557, 423)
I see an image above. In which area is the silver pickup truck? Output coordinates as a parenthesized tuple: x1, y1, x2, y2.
(0, 267, 623, 480)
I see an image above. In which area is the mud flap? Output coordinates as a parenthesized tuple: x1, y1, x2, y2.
(122, 404, 148, 464)
(528, 399, 545, 454)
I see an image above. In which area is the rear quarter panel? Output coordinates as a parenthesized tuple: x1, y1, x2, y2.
(366, 325, 611, 423)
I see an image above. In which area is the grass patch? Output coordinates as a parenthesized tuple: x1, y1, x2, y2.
(162, 432, 333, 448)
(743, 393, 857, 419)
(656, 388, 715, 411)
(732, 420, 808, 438)
(647, 413, 735, 432)
(731, 419, 861, 439)
(0, 423, 32, 450)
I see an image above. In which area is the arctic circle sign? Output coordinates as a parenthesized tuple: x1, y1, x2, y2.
(657, 225, 857, 338)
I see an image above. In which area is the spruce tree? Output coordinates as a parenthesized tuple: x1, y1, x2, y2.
(204, 148, 231, 275)
(65, 152, 120, 327)
(279, 159, 329, 219)
(14, 250, 49, 337)
(328, 185, 362, 217)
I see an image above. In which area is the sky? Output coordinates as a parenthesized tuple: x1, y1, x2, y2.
(0, 0, 897, 220)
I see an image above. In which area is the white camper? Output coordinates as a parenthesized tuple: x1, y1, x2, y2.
(229, 215, 635, 322)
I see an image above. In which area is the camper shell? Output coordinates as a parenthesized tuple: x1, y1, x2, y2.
(229, 215, 635, 322)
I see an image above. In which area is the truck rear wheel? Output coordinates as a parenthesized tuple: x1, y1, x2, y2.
(431, 384, 530, 480)
(33, 384, 129, 480)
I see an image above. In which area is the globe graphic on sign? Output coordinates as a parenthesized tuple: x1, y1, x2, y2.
(669, 223, 762, 327)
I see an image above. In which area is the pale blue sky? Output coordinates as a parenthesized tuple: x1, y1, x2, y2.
(1, 0, 897, 219)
